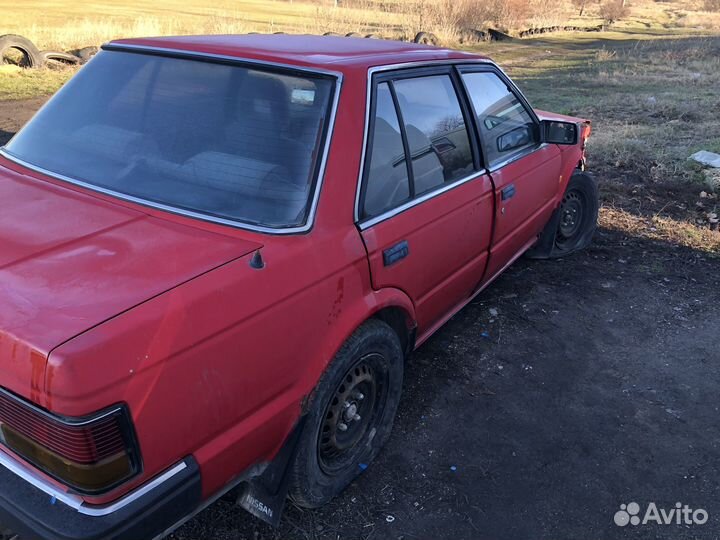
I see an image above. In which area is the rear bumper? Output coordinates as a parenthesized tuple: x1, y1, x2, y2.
(0, 451, 201, 540)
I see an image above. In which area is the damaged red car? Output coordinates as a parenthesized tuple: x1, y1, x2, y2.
(0, 34, 596, 539)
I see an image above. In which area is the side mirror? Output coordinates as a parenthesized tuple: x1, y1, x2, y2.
(497, 125, 532, 153)
(542, 120, 578, 145)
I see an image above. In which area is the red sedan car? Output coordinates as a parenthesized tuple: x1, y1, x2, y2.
(0, 35, 596, 538)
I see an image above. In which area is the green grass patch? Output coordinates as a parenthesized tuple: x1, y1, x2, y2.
(0, 65, 76, 100)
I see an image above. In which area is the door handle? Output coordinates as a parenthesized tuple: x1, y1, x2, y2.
(383, 240, 409, 267)
(501, 184, 516, 201)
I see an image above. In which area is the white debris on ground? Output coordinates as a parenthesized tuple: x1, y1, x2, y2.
(690, 151, 720, 168)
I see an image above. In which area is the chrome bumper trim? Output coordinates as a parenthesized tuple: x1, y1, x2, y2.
(0, 450, 187, 517)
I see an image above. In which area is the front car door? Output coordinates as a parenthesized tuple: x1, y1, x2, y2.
(459, 68, 563, 281)
(356, 67, 494, 338)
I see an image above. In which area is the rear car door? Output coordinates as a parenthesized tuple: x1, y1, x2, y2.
(357, 68, 494, 335)
(459, 68, 563, 280)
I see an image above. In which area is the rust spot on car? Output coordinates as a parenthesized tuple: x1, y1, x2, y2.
(328, 277, 345, 325)
(29, 349, 45, 405)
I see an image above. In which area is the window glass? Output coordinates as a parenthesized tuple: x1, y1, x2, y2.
(462, 72, 538, 168)
(393, 75, 474, 194)
(5, 50, 334, 228)
(362, 83, 410, 218)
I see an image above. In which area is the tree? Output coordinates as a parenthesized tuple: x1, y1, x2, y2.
(600, 0, 630, 24)
(572, 0, 589, 16)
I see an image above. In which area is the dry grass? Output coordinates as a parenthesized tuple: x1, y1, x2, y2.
(0, 64, 73, 100)
(600, 207, 720, 253)
(0, 0, 408, 51)
(0, 0, 718, 52)
(508, 34, 720, 253)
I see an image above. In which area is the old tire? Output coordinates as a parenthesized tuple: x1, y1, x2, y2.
(74, 46, 98, 64)
(0, 34, 42, 68)
(288, 319, 404, 508)
(527, 171, 598, 259)
(40, 50, 80, 66)
(345, 32, 363, 38)
(414, 31, 438, 45)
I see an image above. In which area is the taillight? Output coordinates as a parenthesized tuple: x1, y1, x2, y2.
(0, 389, 141, 494)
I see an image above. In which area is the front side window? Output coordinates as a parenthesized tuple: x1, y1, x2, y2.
(462, 71, 538, 169)
(4, 50, 336, 229)
(393, 75, 474, 193)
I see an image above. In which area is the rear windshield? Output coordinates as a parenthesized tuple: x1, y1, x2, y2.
(4, 49, 336, 229)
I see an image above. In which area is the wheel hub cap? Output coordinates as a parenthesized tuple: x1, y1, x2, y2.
(557, 190, 584, 240)
(318, 358, 379, 472)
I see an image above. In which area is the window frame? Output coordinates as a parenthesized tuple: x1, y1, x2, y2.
(456, 65, 544, 173)
(356, 64, 484, 228)
(0, 44, 343, 236)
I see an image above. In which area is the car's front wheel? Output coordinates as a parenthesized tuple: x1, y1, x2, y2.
(527, 170, 599, 258)
(288, 319, 403, 508)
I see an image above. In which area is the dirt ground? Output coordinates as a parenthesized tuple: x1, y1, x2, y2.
(2, 71, 719, 539)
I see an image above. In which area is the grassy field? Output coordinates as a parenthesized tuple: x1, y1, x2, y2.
(502, 34, 720, 251)
(1, 0, 719, 51)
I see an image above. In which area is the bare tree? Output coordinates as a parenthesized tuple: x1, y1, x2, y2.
(572, 0, 589, 16)
(600, 0, 630, 24)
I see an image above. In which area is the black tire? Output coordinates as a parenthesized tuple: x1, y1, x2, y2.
(0, 34, 42, 68)
(288, 319, 404, 508)
(364, 33, 380, 39)
(323, 32, 342, 36)
(39, 50, 80, 66)
(414, 31, 438, 45)
(526, 170, 598, 259)
(345, 32, 363, 38)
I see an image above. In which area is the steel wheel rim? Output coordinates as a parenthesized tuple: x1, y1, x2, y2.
(317, 354, 386, 474)
(557, 190, 585, 243)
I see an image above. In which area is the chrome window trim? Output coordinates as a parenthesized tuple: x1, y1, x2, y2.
(357, 169, 486, 230)
(457, 67, 546, 172)
(488, 142, 550, 173)
(353, 59, 493, 226)
(0, 44, 343, 236)
(0, 449, 187, 517)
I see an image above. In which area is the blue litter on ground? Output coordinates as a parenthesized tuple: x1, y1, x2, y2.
(450, 465, 457, 472)
(359, 463, 368, 471)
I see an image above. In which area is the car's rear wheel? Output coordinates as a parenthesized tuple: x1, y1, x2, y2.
(526, 170, 598, 258)
(288, 319, 403, 508)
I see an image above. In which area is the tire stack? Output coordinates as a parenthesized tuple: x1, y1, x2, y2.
(0, 34, 97, 68)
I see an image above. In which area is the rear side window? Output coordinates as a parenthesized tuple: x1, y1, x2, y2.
(393, 76, 474, 193)
(362, 83, 411, 218)
(361, 74, 475, 220)
(462, 72, 538, 169)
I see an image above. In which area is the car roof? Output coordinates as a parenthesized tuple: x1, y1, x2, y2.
(108, 34, 489, 73)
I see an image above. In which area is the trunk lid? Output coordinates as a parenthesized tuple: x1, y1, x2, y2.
(0, 160, 261, 403)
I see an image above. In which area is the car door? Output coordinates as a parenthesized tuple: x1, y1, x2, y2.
(356, 68, 494, 336)
(459, 68, 563, 281)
